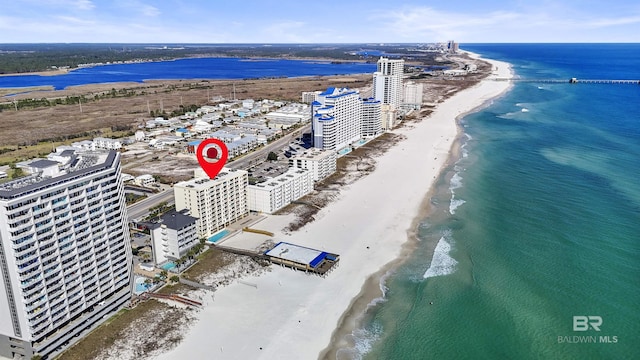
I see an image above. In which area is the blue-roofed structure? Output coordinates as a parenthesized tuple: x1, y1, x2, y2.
(264, 242, 339, 275)
(319, 87, 336, 95)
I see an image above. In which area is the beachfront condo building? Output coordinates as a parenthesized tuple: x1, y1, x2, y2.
(247, 168, 313, 214)
(403, 81, 424, 110)
(361, 98, 383, 137)
(373, 57, 404, 110)
(311, 87, 362, 151)
(0, 150, 132, 360)
(288, 149, 337, 182)
(150, 210, 198, 266)
(174, 168, 248, 240)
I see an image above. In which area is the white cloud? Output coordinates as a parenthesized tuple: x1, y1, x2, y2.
(114, 0, 160, 17)
(368, 5, 640, 42)
(74, 0, 95, 10)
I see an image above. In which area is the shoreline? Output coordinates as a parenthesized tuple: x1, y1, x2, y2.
(321, 52, 514, 358)
(153, 53, 513, 360)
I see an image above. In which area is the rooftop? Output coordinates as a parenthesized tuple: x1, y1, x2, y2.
(0, 150, 115, 200)
(154, 210, 197, 230)
(264, 242, 328, 268)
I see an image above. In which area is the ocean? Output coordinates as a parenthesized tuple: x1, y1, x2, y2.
(0, 57, 376, 90)
(342, 44, 640, 359)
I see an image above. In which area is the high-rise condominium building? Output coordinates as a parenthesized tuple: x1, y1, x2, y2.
(173, 168, 248, 239)
(373, 57, 404, 110)
(0, 150, 132, 360)
(311, 87, 362, 151)
(361, 98, 382, 137)
(403, 81, 424, 110)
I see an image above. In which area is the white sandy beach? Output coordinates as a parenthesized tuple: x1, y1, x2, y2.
(155, 55, 512, 360)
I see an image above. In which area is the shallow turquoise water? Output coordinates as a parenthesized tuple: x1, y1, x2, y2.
(345, 44, 640, 360)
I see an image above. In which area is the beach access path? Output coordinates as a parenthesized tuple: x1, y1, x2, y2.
(154, 54, 513, 360)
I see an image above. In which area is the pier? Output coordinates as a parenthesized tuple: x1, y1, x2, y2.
(494, 77, 640, 84)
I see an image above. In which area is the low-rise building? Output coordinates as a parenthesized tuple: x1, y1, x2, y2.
(289, 149, 337, 182)
(93, 137, 123, 150)
(151, 211, 199, 265)
(134, 174, 155, 187)
(247, 168, 313, 214)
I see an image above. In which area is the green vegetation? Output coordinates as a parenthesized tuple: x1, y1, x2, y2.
(0, 127, 134, 165)
(267, 151, 278, 161)
(125, 193, 147, 205)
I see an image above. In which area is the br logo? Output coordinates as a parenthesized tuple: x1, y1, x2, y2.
(573, 316, 602, 331)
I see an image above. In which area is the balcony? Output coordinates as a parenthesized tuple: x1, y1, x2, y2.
(38, 236, 58, 250)
(99, 276, 113, 288)
(24, 288, 46, 303)
(16, 254, 39, 268)
(62, 263, 79, 276)
(29, 318, 51, 335)
(22, 278, 44, 294)
(50, 309, 68, 324)
(42, 262, 61, 275)
(25, 295, 47, 313)
(12, 234, 36, 248)
(14, 245, 37, 259)
(69, 302, 84, 316)
(32, 205, 51, 215)
(11, 219, 34, 233)
(40, 250, 59, 264)
(27, 305, 49, 321)
(79, 253, 95, 266)
(60, 249, 78, 263)
(70, 201, 87, 213)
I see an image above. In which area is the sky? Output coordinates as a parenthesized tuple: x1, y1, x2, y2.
(1, 0, 639, 43)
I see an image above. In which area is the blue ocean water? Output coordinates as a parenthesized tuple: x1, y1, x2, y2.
(0, 57, 376, 90)
(342, 44, 640, 360)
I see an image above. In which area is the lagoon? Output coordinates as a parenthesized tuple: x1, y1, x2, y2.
(0, 57, 377, 90)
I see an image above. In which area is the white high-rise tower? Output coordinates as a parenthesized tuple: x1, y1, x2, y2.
(373, 57, 404, 110)
(0, 150, 132, 359)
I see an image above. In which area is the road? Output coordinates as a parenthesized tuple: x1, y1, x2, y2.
(124, 124, 310, 222)
(228, 124, 310, 170)
(126, 189, 175, 222)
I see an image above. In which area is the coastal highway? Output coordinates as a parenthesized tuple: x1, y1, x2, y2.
(126, 189, 174, 222)
(124, 124, 309, 222)
(228, 124, 311, 170)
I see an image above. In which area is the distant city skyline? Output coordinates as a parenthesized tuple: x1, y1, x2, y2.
(1, 0, 639, 43)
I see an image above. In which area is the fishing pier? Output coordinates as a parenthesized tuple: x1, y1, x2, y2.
(494, 77, 640, 84)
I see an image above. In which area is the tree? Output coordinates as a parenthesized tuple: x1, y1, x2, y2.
(267, 151, 278, 161)
(169, 275, 180, 283)
(11, 167, 24, 179)
(159, 269, 168, 280)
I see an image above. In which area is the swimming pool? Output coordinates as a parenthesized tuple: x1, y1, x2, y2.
(134, 276, 152, 295)
(207, 229, 230, 243)
(338, 147, 352, 156)
(160, 262, 176, 271)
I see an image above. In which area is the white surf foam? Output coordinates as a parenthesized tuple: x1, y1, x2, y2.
(449, 198, 466, 214)
(423, 236, 458, 279)
(450, 173, 463, 190)
(348, 322, 383, 360)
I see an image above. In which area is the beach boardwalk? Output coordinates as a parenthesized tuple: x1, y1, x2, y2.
(264, 242, 339, 275)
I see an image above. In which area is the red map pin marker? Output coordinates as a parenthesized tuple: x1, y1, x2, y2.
(196, 138, 228, 179)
